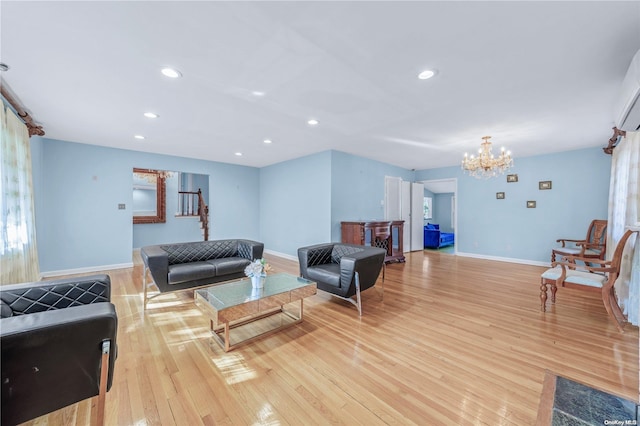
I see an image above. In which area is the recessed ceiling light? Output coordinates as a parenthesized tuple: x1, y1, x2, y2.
(263, 139, 272, 144)
(418, 69, 436, 80)
(235, 152, 243, 156)
(143, 112, 159, 119)
(307, 119, 319, 126)
(161, 67, 182, 78)
(134, 135, 145, 140)
(252, 91, 265, 97)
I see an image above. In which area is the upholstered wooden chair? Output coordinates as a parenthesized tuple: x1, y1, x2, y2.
(551, 219, 607, 264)
(540, 229, 637, 332)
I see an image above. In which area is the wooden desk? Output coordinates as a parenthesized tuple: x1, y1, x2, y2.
(340, 220, 405, 263)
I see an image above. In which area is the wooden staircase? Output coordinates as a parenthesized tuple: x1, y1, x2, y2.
(177, 189, 209, 240)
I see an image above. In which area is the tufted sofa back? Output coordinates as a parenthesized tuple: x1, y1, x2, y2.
(162, 240, 244, 265)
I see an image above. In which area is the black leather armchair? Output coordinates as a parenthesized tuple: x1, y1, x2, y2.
(0, 274, 118, 426)
(298, 243, 386, 315)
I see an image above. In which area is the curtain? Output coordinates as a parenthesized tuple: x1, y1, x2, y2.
(606, 131, 640, 325)
(0, 102, 40, 284)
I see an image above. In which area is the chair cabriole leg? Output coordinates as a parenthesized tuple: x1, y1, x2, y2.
(602, 287, 625, 332)
(540, 279, 548, 312)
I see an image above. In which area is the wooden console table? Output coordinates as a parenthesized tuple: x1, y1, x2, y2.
(340, 220, 405, 263)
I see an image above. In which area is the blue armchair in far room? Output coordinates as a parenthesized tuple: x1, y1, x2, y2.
(424, 223, 455, 249)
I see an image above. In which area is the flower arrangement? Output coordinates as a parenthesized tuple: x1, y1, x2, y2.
(244, 258, 272, 278)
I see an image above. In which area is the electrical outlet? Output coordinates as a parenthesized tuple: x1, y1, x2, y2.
(118, 204, 126, 210)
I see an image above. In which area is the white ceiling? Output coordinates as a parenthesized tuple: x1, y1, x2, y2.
(2, 2, 639, 170)
(421, 179, 456, 195)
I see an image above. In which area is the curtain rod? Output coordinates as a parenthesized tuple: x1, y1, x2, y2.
(603, 127, 626, 155)
(0, 77, 45, 137)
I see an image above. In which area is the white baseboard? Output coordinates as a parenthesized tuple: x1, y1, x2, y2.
(40, 262, 135, 278)
(37, 251, 546, 278)
(264, 249, 298, 262)
(456, 251, 549, 267)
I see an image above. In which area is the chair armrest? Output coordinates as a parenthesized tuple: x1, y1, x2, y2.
(0, 275, 111, 316)
(554, 257, 614, 274)
(555, 238, 586, 247)
(141, 245, 169, 289)
(339, 248, 386, 296)
(237, 240, 264, 260)
(1, 303, 118, 425)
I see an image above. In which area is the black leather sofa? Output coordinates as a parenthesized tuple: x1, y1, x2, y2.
(298, 243, 386, 315)
(141, 239, 264, 308)
(0, 274, 117, 426)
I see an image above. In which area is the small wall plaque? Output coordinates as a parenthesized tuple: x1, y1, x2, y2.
(496, 192, 505, 199)
(539, 180, 552, 190)
(527, 201, 536, 208)
(507, 174, 518, 183)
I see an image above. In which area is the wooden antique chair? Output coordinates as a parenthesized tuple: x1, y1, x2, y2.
(551, 219, 608, 264)
(540, 229, 637, 332)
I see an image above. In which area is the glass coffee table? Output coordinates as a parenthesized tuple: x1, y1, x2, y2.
(194, 272, 317, 352)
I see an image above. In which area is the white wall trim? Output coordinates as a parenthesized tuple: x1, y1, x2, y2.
(40, 262, 134, 278)
(456, 251, 549, 267)
(264, 248, 298, 262)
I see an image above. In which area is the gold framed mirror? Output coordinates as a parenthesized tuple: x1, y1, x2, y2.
(133, 168, 166, 224)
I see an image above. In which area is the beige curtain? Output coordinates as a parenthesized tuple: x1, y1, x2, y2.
(606, 131, 640, 325)
(0, 102, 40, 284)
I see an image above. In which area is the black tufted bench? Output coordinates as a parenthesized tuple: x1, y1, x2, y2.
(140, 239, 264, 309)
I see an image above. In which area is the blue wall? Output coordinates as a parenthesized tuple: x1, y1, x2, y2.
(30, 136, 611, 272)
(31, 137, 259, 273)
(259, 151, 332, 257)
(416, 147, 611, 264)
(433, 193, 454, 233)
(259, 150, 414, 257)
(330, 151, 414, 242)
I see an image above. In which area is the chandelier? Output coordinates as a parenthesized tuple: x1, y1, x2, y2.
(134, 169, 175, 184)
(461, 136, 513, 179)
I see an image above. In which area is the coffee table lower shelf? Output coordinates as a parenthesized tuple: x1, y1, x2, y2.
(208, 301, 305, 352)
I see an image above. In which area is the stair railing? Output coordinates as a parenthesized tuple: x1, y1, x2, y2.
(178, 189, 209, 241)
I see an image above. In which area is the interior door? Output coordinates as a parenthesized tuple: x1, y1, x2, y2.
(384, 176, 402, 220)
(411, 182, 424, 251)
(401, 181, 411, 252)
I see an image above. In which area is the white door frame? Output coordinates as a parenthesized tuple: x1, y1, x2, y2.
(419, 178, 458, 255)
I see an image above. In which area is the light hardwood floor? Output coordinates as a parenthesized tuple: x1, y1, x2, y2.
(23, 251, 639, 425)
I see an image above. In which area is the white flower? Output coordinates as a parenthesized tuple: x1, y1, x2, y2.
(244, 258, 271, 277)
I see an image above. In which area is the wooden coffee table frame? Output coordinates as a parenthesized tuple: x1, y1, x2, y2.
(195, 277, 316, 352)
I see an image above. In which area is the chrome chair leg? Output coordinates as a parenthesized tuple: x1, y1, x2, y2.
(143, 266, 149, 310)
(355, 272, 362, 316)
(96, 340, 111, 426)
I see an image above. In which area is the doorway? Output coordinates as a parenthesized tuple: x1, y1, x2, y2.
(419, 178, 457, 255)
